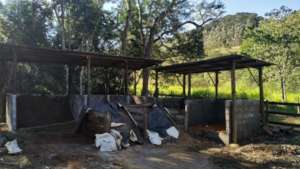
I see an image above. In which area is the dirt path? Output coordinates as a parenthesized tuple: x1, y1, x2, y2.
(1, 123, 300, 169)
(101, 144, 217, 169)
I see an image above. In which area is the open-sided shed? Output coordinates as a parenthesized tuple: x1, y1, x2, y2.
(0, 43, 162, 130)
(155, 55, 273, 144)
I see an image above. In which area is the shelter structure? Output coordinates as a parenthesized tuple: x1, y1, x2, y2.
(155, 55, 273, 144)
(0, 44, 162, 130)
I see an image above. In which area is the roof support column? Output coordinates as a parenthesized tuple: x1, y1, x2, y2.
(79, 66, 84, 95)
(215, 71, 219, 100)
(87, 56, 91, 106)
(188, 74, 192, 97)
(154, 70, 159, 98)
(66, 65, 72, 95)
(258, 67, 265, 125)
(124, 62, 129, 101)
(183, 74, 186, 97)
(11, 49, 18, 94)
(105, 68, 110, 95)
(231, 61, 237, 143)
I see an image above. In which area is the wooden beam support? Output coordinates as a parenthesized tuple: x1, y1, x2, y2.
(124, 62, 129, 96)
(79, 66, 84, 95)
(66, 65, 72, 95)
(188, 74, 192, 97)
(258, 67, 265, 124)
(183, 74, 186, 97)
(154, 70, 159, 98)
(87, 56, 91, 105)
(105, 68, 110, 95)
(215, 71, 219, 100)
(231, 61, 237, 143)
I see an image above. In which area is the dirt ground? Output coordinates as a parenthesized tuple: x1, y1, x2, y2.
(0, 123, 300, 169)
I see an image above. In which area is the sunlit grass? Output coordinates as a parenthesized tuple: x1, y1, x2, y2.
(130, 82, 300, 103)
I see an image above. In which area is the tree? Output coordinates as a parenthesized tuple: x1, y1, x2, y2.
(241, 7, 300, 101)
(127, 0, 224, 95)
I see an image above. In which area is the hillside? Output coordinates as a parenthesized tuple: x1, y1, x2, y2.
(203, 12, 262, 56)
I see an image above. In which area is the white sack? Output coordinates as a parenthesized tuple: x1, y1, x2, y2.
(147, 130, 163, 145)
(166, 126, 179, 139)
(95, 133, 117, 152)
(110, 129, 123, 150)
(5, 139, 22, 154)
(129, 130, 138, 142)
(111, 122, 125, 128)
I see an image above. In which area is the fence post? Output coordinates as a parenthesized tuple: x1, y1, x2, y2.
(265, 100, 269, 125)
(297, 97, 300, 114)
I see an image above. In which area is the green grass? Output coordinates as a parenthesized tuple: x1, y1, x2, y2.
(131, 82, 300, 103)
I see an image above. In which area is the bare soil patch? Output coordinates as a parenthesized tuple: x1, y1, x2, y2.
(0, 123, 299, 169)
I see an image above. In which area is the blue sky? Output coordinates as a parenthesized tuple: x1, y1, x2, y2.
(223, 0, 300, 16)
(1, 0, 299, 16)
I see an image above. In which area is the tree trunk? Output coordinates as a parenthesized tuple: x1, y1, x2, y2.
(280, 76, 287, 101)
(121, 0, 132, 56)
(142, 68, 150, 96)
(141, 36, 154, 96)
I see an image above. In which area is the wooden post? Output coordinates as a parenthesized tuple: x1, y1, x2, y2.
(258, 67, 265, 124)
(124, 62, 129, 96)
(87, 56, 91, 105)
(265, 100, 269, 124)
(215, 71, 219, 100)
(65, 65, 70, 95)
(188, 74, 192, 97)
(231, 61, 237, 143)
(183, 74, 186, 97)
(105, 68, 110, 95)
(154, 70, 159, 98)
(79, 66, 84, 95)
(12, 58, 17, 94)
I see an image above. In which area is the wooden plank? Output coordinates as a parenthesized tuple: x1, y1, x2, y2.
(144, 111, 148, 139)
(268, 121, 300, 128)
(266, 101, 300, 106)
(267, 110, 300, 117)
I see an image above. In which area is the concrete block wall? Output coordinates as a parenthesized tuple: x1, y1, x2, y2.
(185, 99, 226, 126)
(230, 100, 261, 142)
(6, 94, 73, 130)
(184, 99, 261, 144)
(16, 95, 73, 128)
(158, 97, 185, 109)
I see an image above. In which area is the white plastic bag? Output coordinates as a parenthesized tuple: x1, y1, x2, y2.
(5, 139, 22, 154)
(147, 130, 163, 145)
(129, 130, 138, 142)
(95, 133, 117, 152)
(166, 126, 179, 139)
(111, 123, 125, 128)
(110, 129, 123, 150)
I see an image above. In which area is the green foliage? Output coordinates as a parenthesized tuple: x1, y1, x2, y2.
(241, 8, 300, 101)
(3, 0, 52, 46)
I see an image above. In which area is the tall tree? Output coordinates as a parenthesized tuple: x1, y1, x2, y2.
(241, 7, 300, 101)
(130, 0, 224, 95)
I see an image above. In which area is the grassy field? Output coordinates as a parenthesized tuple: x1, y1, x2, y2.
(131, 82, 300, 103)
